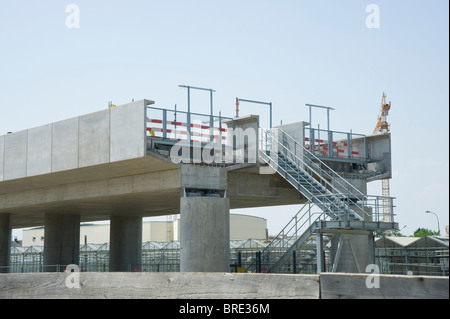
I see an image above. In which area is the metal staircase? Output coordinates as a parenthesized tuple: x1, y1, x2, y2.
(247, 128, 397, 273)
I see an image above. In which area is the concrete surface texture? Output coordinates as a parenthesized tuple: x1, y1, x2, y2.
(180, 197, 230, 272)
(0, 272, 447, 299)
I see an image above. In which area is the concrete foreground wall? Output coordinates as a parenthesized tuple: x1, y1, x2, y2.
(0, 273, 447, 299)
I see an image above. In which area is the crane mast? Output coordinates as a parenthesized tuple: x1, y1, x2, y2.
(373, 92, 392, 222)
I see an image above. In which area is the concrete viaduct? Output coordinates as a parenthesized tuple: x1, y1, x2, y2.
(0, 99, 304, 272)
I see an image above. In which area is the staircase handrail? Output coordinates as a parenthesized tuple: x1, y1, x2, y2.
(260, 128, 370, 220)
(246, 197, 330, 273)
(277, 128, 366, 200)
(272, 128, 396, 223)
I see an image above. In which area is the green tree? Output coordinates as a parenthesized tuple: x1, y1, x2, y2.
(411, 228, 439, 237)
(376, 229, 405, 237)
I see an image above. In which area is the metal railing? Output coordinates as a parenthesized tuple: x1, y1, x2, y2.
(305, 127, 368, 161)
(246, 198, 330, 273)
(259, 128, 395, 223)
(146, 106, 233, 144)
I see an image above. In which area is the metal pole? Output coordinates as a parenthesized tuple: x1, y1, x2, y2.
(348, 130, 352, 159)
(162, 109, 167, 139)
(309, 104, 312, 128)
(210, 90, 214, 142)
(316, 232, 324, 273)
(270, 102, 272, 129)
(425, 211, 441, 235)
(187, 87, 191, 140)
(327, 107, 330, 131)
(292, 250, 296, 274)
(174, 104, 177, 139)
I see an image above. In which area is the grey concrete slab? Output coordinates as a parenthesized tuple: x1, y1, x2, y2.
(320, 273, 449, 299)
(52, 117, 79, 172)
(3, 130, 27, 181)
(110, 101, 146, 162)
(0, 272, 320, 299)
(27, 124, 52, 177)
(78, 109, 110, 167)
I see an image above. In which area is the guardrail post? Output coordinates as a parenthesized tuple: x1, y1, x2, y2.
(162, 109, 167, 139)
(347, 131, 352, 159)
(328, 130, 333, 158)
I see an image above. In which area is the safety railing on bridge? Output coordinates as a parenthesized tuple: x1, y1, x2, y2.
(146, 106, 233, 145)
(304, 127, 368, 161)
(259, 128, 396, 224)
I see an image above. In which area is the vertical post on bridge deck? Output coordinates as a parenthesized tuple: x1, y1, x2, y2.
(210, 89, 214, 142)
(162, 109, 167, 139)
(179, 84, 216, 143)
(187, 86, 191, 141)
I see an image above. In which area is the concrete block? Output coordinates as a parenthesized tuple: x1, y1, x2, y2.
(3, 130, 27, 181)
(78, 109, 110, 167)
(27, 124, 52, 177)
(181, 197, 230, 272)
(52, 118, 79, 172)
(320, 273, 449, 299)
(0, 136, 4, 181)
(223, 115, 259, 164)
(0, 272, 320, 299)
(181, 165, 227, 190)
(110, 101, 146, 162)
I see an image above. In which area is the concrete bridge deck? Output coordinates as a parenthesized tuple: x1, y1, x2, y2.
(0, 100, 301, 229)
(0, 98, 396, 274)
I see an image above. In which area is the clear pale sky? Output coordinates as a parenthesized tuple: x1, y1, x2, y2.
(1, 1, 448, 237)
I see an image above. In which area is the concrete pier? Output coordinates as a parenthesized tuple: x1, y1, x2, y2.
(109, 215, 143, 272)
(180, 197, 230, 272)
(0, 214, 10, 273)
(180, 165, 230, 272)
(330, 233, 375, 273)
(43, 214, 80, 272)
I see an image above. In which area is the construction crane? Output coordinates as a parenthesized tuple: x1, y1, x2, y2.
(373, 92, 392, 222)
(373, 92, 391, 134)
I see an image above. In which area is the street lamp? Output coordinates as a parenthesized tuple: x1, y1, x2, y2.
(425, 210, 441, 235)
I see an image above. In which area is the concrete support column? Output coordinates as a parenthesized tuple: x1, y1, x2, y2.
(109, 215, 142, 272)
(180, 165, 229, 272)
(330, 232, 374, 273)
(43, 214, 80, 272)
(180, 196, 230, 272)
(0, 214, 11, 273)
